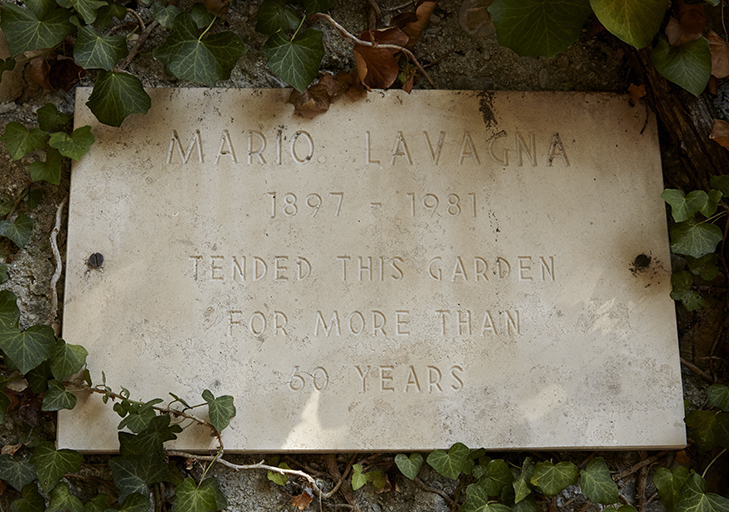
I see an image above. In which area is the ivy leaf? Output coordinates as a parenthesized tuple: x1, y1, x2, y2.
(0, 263, 8, 284)
(26, 360, 51, 393)
(151, 1, 180, 30)
(670, 220, 723, 259)
(83, 494, 109, 512)
(488, 0, 592, 58)
(266, 458, 290, 486)
(654, 466, 690, 512)
(152, 12, 246, 86)
(589, 0, 666, 49)
(262, 28, 325, 91)
(580, 458, 618, 505)
(662, 189, 708, 222)
(512, 495, 538, 512)
(118, 493, 150, 512)
(69, 0, 106, 24)
(513, 457, 534, 504)
(670, 271, 705, 311)
(47, 482, 83, 512)
(22, 188, 43, 210)
(426, 442, 469, 480)
(49, 338, 88, 380)
(675, 472, 729, 512)
(74, 25, 129, 70)
(189, 4, 214, 29)
(95, 2, 127, 29)
(10, 484, 45, 512)
(351, 464, 368, 491)
(118, 398, 163, 433)
(651, 36, 711, 97)
(28, 148, 62, 185)
(0, 455, 37, 491)
(301, 0, 335, 15)
(42, 379, 77, 411)
(202, 389, 236, 433)
(175, 477, 227, 512)
(685, 410, 729, 452)
(394, 453, 423, 480)
(707, 384, 729, 412)
(0, 323, 55, 374)
(530, 461, 578, 496)
(710, 175, 729, 196)
(37, 104, 70, 131)
(687, 254, 721, 282)
(702, 190, 722, 217)
(0, 214, 34, 249)
(256, 0, 301, 35)
(30, 441, 83, 492)
(0, 289, 20, 329)
(119, 415, 181, 456)
(0, 0, 75, 56)
(109, 454, 169, 502)
(460, 484, 512, 512)
(0, 122, 46, 161)
(86, 71, 152, 127)
(49, 126, 95, 160)
(477, 459, 513, 497)
(0, 57, 17, 76)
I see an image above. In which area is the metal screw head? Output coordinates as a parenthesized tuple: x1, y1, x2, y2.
(88, 253, 104, 268)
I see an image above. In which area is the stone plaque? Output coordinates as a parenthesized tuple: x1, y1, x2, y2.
(59, 89, 685, 452)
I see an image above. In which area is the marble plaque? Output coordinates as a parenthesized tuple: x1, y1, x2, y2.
(59, 89, 685, 452)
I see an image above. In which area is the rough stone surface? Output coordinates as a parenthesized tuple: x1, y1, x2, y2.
(59, 88, 683, 452)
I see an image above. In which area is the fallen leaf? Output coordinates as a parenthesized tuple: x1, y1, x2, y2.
(709, 119, 729, 151)
(29, 53, 86, 91)
(288, 82, 331, 116)
(1, 443, 24, 456)
(672, 450, 691, 468)
(707, 30, 729, 78)
(458, 0, 495, 37)
(205, 0, 229, 15)
(666, 1, 704, 46)
(391, 0, 437, 48)
(708, 74, 718, 94)
(628, 83, 646, 102)
(0, 480, 6, 495)
(291, 490, 313, 510)
(288, 70, 366, 116)
(353, 27, 409, 89)
(18, 387, 43, 428)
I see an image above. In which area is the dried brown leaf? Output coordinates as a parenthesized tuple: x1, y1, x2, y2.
(18, 387, 42, 428)
(29, 55, 52, 91)
(205, 0, 229, 15)
(0, 480, 6, 496)
(708, 74, 718, 95)
(666, 1, 704, 46)
(391, 0, 437, 49)
(628, 83, 646, 102)
(29, 53, 86, 91)
(353, 27, 409, 89)
(710, 119, 729, 151)
(291, 491, 313, 511)
(288, 71, 366, 116)
(707, 30, 729, 78)
(1, 443, 24, 456)
(458, 0, 495, 37)
(288, 83, 332, 116)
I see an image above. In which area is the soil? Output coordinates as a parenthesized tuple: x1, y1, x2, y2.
(0, 0, 728, 511)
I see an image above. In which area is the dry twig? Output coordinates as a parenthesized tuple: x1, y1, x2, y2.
(47, 196, 67, 326)
(616, 451, 667, 479)
(117, 20, 160, 72)
(681, 357, 714, 382)
(413, 477, 454, 506)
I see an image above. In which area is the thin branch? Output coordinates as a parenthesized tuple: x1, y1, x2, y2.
(127, 8, 146, 32)
(367, 0, 382, 20)
(413, 477, 454, 506)
(681, 357, 714, 383)
(4, 193, 25, 221)
(615, 451, 667, 479)
(117, 20, 159, 72)
(312, 12, 435, 87)
(47, 196, 67, 326)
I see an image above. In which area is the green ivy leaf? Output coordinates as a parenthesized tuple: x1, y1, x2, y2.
(0, 0, 75, 56)
(513, 457, 534, 504)
(42, 379, 78, 411)
(262, 28, 324, 91)
(301, 0, 335, 15)
(675, 472, 729, 512)
(37, 104, 70, 131)
(28, 148, 62, 185)
(426, 442, 469, 480)
(488, 0, 592, 58)
(710, 176, 729, 196)
(670, 220, 723, 259)
(589, 0, 665, 49)
(529, 461, 578, 496)
(702, 190, 722, 217)
(266, 458, 290, 486)
(0, 455, 37, 491)
(86, 71, 152, 127)
(394, 453, 423, 480)
(118, 493, 150, 512)
(662, 189, 708, 222)
(118, 398, 163, 433)
(687, 254, 721, 282)
(0, 57, 17, 77)
(83, 494, 109, 512)
(202, 389, 236, 433)
(460, 484, 512, 512)
(47, 482, 83, 512)
(0, 122, 46, 161)
(189, 4, 214, 29)
(685, 410, 729, 452)
(0, 263, 8, 284)
(477, 459, 513, 497)
(109, 454, 169, 502)
(351, 464, 368, 491)
(0, 289, 20, 328)
(10, 483, 45, 512)
(654, 466, 690, 512)
(22, 188, 43, 210)
(0, 390, 10, 424)
(580, 458, 618, 505)
(707, 384, 729, 412)
(256, 0, 301, 35)
(512, 495, 538, 512)
(95, 2, 127, 29)
(670, 270, 704, 311)
(69, 0, 106, 24)
(368, 470, 387, 489)
(0, 323, 55, 374)
(25, 360, 51, 393)
(49, 338, 88, 380)
(49, 126, 95, 160)
(119, 415, 181, 456)
(175, 477, 227, 512)
(651, 36, 711, 97)
(74, 25, 129, 70)
(152, 12, 246, 86)
(151, 1, 180, 30)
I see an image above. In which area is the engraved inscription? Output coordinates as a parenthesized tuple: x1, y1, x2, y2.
(354, 365, 465, 392)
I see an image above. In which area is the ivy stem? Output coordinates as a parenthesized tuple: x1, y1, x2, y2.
(198, 0, 234, 41)
(702, 448, 727, 478)
(291, 14, 306, 41)
(197, 446, 224, 487)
